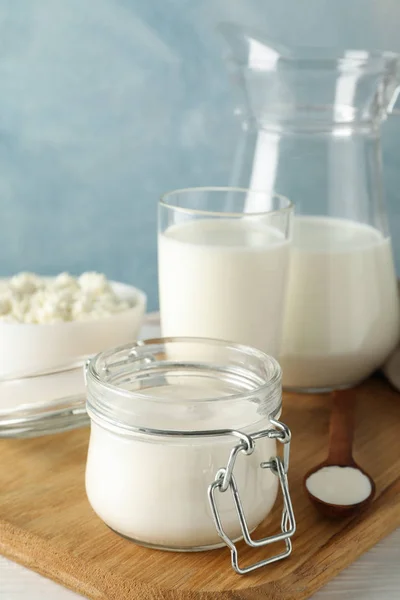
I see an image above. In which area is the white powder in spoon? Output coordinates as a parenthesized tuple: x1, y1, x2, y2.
(306, 465, 372, 506)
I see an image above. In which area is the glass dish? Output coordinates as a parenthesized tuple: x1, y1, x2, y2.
(0, 312, 159, 438)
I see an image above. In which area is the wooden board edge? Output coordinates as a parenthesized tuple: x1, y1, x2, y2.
(0, 521, 145, 600)
(0, 521, 240, 600)
(0, 477, 399, 600)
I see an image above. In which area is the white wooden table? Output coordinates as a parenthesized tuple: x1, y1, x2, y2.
(1, 316, 399, 599)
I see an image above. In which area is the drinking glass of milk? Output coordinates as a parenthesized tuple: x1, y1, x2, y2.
(158, 187, 293, 358)
(222, 25, 400, 391)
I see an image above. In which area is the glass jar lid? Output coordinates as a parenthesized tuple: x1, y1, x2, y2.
(85, 337, 282, 436)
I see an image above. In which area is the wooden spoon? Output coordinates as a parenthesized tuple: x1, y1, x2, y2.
(304, 389, 375, 519)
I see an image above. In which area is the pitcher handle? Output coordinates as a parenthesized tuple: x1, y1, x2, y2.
(388, 86, 400, 116)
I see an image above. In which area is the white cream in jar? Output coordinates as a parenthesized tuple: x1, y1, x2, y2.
(85, 338, 294, 555)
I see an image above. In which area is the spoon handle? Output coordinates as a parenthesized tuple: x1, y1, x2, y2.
(327, 389, 356, 466)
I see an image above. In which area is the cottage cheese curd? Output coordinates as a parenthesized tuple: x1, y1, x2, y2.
(0, 272, 132, 324)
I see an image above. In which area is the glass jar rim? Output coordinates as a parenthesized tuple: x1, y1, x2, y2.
(159, 186, 293, 219)
(86, 337, 282, 436)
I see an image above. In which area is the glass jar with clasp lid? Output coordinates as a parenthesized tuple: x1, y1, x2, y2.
(85, 337, 295, 574)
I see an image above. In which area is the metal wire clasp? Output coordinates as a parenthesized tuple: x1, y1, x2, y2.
(208, 419, 296, 575)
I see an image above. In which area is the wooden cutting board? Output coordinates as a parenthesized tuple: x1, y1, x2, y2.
(0, 376, 399, 600)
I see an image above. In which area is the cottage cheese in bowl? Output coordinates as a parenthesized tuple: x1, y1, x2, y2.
(0, 271, 134, 324)
(0, 272, 147, 380)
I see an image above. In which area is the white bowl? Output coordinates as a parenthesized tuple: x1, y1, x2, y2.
(0, 281, 147, 379)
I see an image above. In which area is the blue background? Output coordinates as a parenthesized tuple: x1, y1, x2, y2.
(1, 0, 400, 311)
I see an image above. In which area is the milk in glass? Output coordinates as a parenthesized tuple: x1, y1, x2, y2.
(158, 218, 290, 358)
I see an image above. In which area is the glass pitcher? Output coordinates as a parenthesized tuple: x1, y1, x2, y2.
(222, 25, 400, 392)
